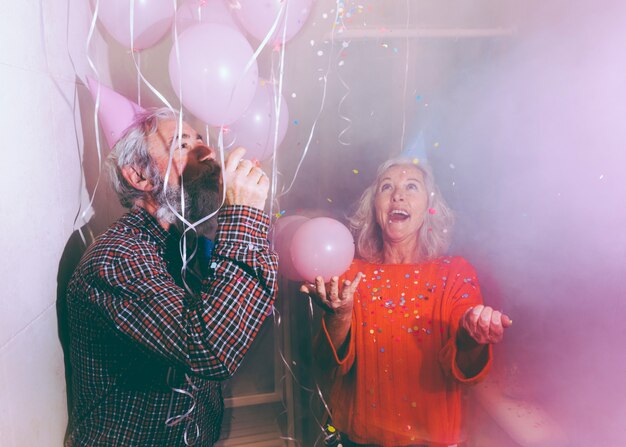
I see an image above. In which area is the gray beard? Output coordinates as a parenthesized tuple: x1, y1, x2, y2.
(153, 169, 221, 239)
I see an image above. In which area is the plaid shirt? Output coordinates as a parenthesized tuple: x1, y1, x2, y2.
(65, 206, 278, 446)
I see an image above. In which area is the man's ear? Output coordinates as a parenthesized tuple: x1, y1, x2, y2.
(121, 166, 154, 192)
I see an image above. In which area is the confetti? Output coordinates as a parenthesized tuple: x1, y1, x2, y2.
(433, 142, 440, 148)
(293, 120, 299, 125)
(353, 169, 359, 174)
(327, 198, 333, 202)
(317, 50, 324, 56)
(428, 208, 436, 215)
(291, 92, 297, 98)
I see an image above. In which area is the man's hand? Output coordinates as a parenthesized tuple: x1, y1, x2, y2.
(224, 147, 269, 210)
(459, 304, 513, 345)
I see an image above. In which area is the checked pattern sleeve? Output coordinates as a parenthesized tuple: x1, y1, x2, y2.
(91, 205, 278, 380)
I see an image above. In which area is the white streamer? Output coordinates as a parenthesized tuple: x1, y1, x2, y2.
(279, 2, 344, 197)
(399, 0, 411, 152)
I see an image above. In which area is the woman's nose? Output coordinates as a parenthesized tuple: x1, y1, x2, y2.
(392, 191, 404, 201)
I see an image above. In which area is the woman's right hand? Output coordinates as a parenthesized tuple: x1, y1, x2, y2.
(300, 272, 363, 318)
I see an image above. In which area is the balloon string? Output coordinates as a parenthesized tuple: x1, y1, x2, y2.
(335, 7, 352, 147)
(136, 51, 142, 106)
(64, 0, 89, 244)
(399, 0, 411, 152)
(165, 369, 200, 446)
(279, 2, 344, 197)
(82, 0, 104, 244)
(336, 65, 352, 146)
(268, 6, 289, 221)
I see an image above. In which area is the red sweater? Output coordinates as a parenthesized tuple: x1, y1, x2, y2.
(314, 257, 492, 447)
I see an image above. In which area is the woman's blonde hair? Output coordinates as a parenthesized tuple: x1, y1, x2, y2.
(348, 158, 454, 263)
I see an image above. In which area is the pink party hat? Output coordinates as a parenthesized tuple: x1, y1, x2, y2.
(86, 76, 145, 149)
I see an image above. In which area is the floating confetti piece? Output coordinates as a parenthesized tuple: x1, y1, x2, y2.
(353, 169, 359, 174)
(293, 119, 299, 125)
(428, 208, 436, 215)
(433, 142, 440, 148)
(310, 39, 315, 46)
(412, 158, 419, 165)
(327, 198, 333, 202)
(317, 50, 324, 56)
(291, 92, 297, 98)
(449, 163, 455, 169)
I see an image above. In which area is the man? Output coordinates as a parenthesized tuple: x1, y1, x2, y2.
(65, 107, 278, 446)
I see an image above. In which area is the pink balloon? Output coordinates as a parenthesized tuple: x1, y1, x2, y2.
(235, 0, 313, 44)
(86, 76, 146, 149)
(169, 23, 258, 126)
(228, 80, 289, 161)
(176, 0, 241, 34)
(96, 0, 174, 50)
(290, 218, 355, 282)
(270, 215, 309, 281)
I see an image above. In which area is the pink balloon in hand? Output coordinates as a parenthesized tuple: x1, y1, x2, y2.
(270, 215, 309, 281)
(290, 217, 355, 282)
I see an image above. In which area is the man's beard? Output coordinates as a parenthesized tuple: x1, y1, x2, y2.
(153, 160, 222, 239)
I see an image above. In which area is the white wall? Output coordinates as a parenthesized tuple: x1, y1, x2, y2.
(0, 1, 107, 444)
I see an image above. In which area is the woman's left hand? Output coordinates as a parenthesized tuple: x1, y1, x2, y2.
(459, 305, 513, 345)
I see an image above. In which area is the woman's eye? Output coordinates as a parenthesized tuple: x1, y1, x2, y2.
(380, 183, 392, 191)
(407, 183, 418, 191)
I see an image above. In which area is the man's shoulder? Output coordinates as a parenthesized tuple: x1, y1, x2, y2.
(84, 213, 162, 265)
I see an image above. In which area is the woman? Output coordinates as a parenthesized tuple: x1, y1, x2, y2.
(302, 158, 512, 447)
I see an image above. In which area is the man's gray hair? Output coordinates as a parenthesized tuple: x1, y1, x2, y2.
(348, 158, 454, 263)
(107, 107, 177, 208)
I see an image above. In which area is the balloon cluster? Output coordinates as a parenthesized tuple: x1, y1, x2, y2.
(95, 0, 313, 161)
(271, 216, 355, 282)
